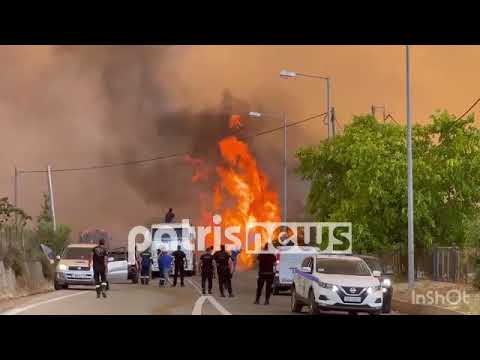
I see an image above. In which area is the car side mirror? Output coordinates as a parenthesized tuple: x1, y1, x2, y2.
(372, 270, 381, 277)
(55, 255, 61, 261)
(301, 266, 312, 274)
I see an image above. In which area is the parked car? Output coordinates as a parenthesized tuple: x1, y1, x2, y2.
(54, 244, 131, 290)
(357, 255, 394, 313)
(291, 254, 383, 315)
(109, 247, 138, 284)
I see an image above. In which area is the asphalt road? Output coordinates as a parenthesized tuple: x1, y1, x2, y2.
(0, 271, 400, 315)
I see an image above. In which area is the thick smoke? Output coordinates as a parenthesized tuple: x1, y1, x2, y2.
(2, 45, 478, 245)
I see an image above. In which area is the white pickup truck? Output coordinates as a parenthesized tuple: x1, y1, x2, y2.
(291, 254, 383, 315)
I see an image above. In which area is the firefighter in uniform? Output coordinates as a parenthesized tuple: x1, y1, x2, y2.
(92, 238, 108, 299)
(200, 246, 215, 295)
(214, 244, 234, 298)
(140, 251, 152, 285)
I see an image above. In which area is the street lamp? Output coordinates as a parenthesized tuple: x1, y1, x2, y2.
(406, 46, 415, 290)
(248, 111, 288, 223)
(280, 69, 332, 138)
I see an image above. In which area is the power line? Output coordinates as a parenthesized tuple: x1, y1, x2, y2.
(18, 112, 327, 174)
(241, 112, 327, 140)
(19, 151, 191, 174)
(456, 97, 480, 121)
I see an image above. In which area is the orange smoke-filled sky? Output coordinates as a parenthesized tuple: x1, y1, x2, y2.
(0, 45, 478, 246)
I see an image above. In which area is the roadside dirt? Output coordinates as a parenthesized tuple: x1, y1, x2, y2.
(0, 282, 53, 313)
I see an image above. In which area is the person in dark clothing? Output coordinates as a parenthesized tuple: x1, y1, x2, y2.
(140, 251, 152, 285)
(92, 238, 108, 299)
(165, 208, 175, 223)
(171, 245, 186, 287)
(214, 244, 234, 298)
(200, 246, 215, 295)
(254, 243, 277, 305)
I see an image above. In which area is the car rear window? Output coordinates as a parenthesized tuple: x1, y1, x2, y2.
(316, 258, 371, 276)
(62, 247, 93, 260)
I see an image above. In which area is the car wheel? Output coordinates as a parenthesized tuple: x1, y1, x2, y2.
(308, 289, 320, 315)
(106, 282, 110, 291)
(54, 281, 63, 290)
(382, 295, 392, 313)
(290, 286, 303, 313)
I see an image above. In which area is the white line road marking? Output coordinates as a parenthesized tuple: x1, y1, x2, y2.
(207, 296, 231, 315)
(192, 296, 208, 315)
(187, 278, 203, 295)
(1, 291, 90, 315)
(187, 278, 232, 315)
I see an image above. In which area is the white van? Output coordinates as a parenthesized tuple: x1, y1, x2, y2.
(150, 223, 196, 276)
(272, 246, 319, 295)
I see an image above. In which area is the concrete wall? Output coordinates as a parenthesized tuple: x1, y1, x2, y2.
(0, 260, 50, 301)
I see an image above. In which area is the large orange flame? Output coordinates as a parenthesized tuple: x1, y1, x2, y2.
(187, 115, 281, 269)
(213, 135, 281, 268)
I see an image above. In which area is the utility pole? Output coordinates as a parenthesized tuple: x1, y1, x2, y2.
(14, 166, 22, 252)
(283, 112, 287, 223)
(47, 165, 57, 232)
(326, 77, 331, 138)
(14, 166, 18, 207)
(330, 107, 336, 137)
(406, 45, 415, 290)
(14, 166, 18, 229)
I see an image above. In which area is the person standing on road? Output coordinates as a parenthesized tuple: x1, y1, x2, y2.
(254, 243, 277, 305)
(140, 251, 153, 285)
(200, 246, 215, 295)
(214, 244, 234, 298)
(171, 245, 187, 287)
(230, 246, 241, 276)
(165, 208, 175, 223)
(91, 238, 108, 299)
(158, 249, 173, 287)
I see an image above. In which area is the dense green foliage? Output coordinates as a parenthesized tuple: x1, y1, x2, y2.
(36, 193, 71, 255)
(296, 112, 480, 253)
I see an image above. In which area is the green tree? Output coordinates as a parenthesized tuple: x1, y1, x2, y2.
(295, 112, 480, 253)
(36, 193, 71, 255)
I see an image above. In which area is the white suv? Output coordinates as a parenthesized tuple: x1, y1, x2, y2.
(291, 255, 383, 315)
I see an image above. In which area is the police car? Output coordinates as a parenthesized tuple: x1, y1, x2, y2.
(291, 254, 383, 315)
